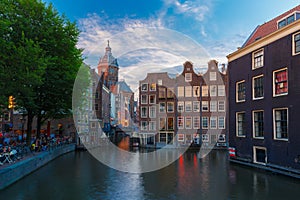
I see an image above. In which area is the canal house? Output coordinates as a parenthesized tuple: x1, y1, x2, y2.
(138, 60, 227, 148)
(227, 5, 300, 174)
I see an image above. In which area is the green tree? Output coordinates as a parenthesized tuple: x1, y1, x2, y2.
(0, 0, 83, 144)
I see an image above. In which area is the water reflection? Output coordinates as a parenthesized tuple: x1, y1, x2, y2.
(1, 150, 300, 200)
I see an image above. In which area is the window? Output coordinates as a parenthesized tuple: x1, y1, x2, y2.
(236, 112, 246, 137)
(141, 95, 148, 104)
(178, 134, 184, 142)
(278, 12, 299, 29)
(185, 101, 192, 112)
(202, 85, 208, 96)
(202, 134, 209, 142)
(178, 101, 184, 113)
(95, 92, 99, 99)
(253, 75, 264, 99)
(160, 133, 166, 143)
(159, 102, 165, 113)
(202, 117, 208, 129)
(167, 88, 175, 98)
(167, 102, 174, 113)
(141, 121, 148, 131)
(253, 111, 264, 138)
(185, 117, 192, 129)
(158, 79, 163, 86)
(273, 108, 288, 140)
(218, 101, 225, 112)
(141, 83, 148, 91)
(177, 87, 184, 97)
(149, 95, 156, 104)
(210, 85, 217, 96)
(273, 68, 288, 96)
(202, 101, 209, 112)
(159, 118, 166, 130)
(193, 116, 200, 129)
(252, 49, 264, 69)
(218, 117, 225, 129)
(253, 146, 267, 164)
(218, 85, 225, 96)
(210, 101, 217, 112)
(236, 80, 246, 102)
(95, 104, 99, 111)
(210, 117, 217, 129)
(91, 122, 96, 128)
(149, 121, 156, 131)
(178, 116, 184, 129)
(193, 101, 200, 112)
(193, 86, 200, 97)
(210, 72, 217, 81)
(149, 106, 156, 118)
(167, 117, 174, 130)
(185, 73, 192, 82)
(293, 32, 300, 55)
(185, 86, 192, 97)
(278, 19, 286, 29)
(141, 107, 147, 118)
(150, 83, 156, 91)
(159, 88, 166, 98)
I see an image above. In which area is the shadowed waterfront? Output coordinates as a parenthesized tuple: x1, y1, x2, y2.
(1, 150, 300, 199)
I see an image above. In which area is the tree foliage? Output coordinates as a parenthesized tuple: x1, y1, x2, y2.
(0, 0, 83, 143)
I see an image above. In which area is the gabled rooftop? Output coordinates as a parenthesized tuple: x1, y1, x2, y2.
(243, 5, 300, 47)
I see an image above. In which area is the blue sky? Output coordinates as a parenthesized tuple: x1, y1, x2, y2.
(44, 0, 300, 91)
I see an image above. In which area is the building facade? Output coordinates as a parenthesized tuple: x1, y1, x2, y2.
(227, 6, 300, 173)
(139, 60, 227, 148)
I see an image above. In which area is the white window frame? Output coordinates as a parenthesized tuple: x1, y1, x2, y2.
(178, 101, 184, 113)
(149, 95, 156, 104)
(178, 134, 185, 142)
(273, 108, 288, 141)
(185, 101, 192, 112)
(193, 86, 200, 97)
(252, 75, 264, 100)
(253, 146, 267, 165)
(167, 102, 174, 113)
(202, 134, 209, 142)
(178, 116, 184, 129)
(177, 87, 184, 97)
(210, 85, 217, 97)
(185, 73, 192, 82)
(141, 121, 148, 131)
(218, 85, 225, 96)
(210, 72, 217, 81)
(202, 85, 209, 96)
(185, 86, 192, 97)
(141, 83, 148, 91)
(202, 101, 209, 112)
(185, 116, 192, 129)
(252, 48, 264, 69)
(218, 116, 225, 129)
(159, 118, 166, 130)
(149, 121, 156, 131)
(210, 101, 217, 112)
(292, 32, 300, 56)
(150, 83, 156, 91)
(193, 116, 200, 129)
(159, 102, 165, 113)
(141, 106, 148, 118)
(218, 101, 225, 112)
(273, 68, 288, 97)
(158, 79, 163, 86)
(236, 112, 246, 137)
(210, 117, 217, 129)
(236, 80, 246, 102)
(141, 95, 148, 104)
(193, 101, 200, 112)
(202, 116, 209, 129)
(149, 106, 156, 118)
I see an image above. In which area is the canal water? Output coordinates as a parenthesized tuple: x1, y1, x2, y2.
(1, 150, 300, 200)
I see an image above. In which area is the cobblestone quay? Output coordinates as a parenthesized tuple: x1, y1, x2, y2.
(0, 144, 75, 190)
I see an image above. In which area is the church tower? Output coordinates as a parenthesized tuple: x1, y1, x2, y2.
(97, 41, 119, 90)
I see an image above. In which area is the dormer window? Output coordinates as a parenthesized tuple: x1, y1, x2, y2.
(277, 12, 300, 29)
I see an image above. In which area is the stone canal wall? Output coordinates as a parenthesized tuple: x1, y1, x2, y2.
(0, 144, 76, 190)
